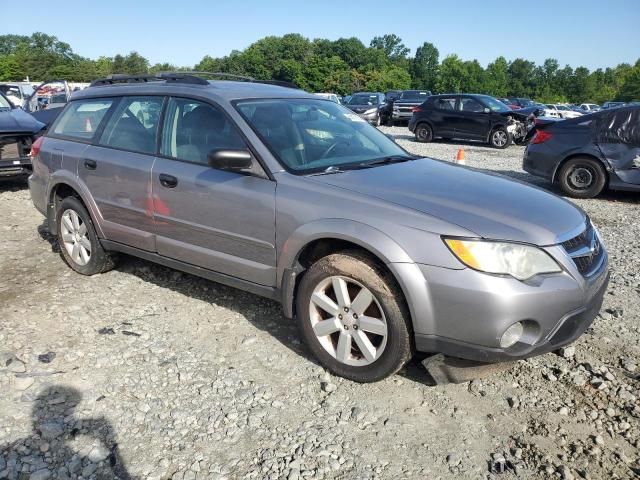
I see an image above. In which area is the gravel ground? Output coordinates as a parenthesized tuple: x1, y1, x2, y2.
(1, 126, 639, 479)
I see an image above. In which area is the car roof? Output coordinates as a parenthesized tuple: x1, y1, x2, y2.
(71, 80, 318, 103)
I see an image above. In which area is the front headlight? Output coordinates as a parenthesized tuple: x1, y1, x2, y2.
(444, 238, 561, 280)
(364, 108, 377, 115)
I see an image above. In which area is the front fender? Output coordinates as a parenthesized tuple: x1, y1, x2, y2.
(47, 172, 105, 238)
(277, 219, 433, 331)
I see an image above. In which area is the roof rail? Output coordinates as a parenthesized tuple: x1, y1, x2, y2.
(89, 71, 301, 89)
(89, 73, 209, 87)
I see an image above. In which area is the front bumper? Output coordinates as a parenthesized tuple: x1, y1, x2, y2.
(355, 111, 378, 123)
(411, 248, 609, 363)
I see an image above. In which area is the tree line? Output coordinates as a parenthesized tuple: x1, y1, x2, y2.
(1, 32, 638, 103)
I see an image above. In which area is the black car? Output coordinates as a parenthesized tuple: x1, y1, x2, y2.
(408, 94, 520, 148)
(0, 91, 46, 176)
(344, 92, 387, 125)
(523, 105, 640, 198)
(392, 90, 432, 124)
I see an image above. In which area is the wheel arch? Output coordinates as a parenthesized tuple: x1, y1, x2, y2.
(278, 220, 426, 331)
(46, 174, 104, 237)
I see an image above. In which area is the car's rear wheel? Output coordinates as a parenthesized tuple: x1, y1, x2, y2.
(56, 196, 116, 275)
(489, 127, 511, 149)
(296, 251, 412, 382)
(415, 123, 433, 143)
(558, 157, 607, 198)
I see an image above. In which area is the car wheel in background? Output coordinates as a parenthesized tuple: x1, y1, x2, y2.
(558, 157, 607, 198)
(489, 127, 512, 149)
(415, 123, 433, 143)
(56, 196, 116, 275)
(296, 251, 412, 383)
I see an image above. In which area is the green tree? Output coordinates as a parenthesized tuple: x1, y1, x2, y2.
(484, 56, 509, 97)
(436, 55, 466, 93)
(369, 34, 410, 60)
(411, 42, 439, 89)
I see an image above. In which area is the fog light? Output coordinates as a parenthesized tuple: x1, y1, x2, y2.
(500, 322, 524, 348)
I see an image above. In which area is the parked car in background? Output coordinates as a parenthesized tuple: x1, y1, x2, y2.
(601, 101, 625, 109)
(508, 97, 535, 109)
(0, 82, 37, 111)
(0, 91, 46, 176)
(524, 105, 640, 198)
(409, 94, 523, 148)
(344, 92, 387, 125)
(578, 103, 601, 113)
(391, 90, 432, 124)
(28, 73, 609, 382)
(546, 104, 583, 119)
(314, 93, 341, 104)
(499, 98, 519, 110)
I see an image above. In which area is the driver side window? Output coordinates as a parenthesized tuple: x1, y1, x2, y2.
(161, 97, 246, 165)
(460, 98, 484, 113)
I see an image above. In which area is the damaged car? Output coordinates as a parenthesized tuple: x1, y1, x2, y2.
(0, 90, 46, 176)
(409, 94, 529, 148)
(523, 105, 640, 198)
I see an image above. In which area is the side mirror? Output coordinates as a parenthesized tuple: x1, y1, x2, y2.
(207, 149, 253, 172)
(483, 107, 491, 114)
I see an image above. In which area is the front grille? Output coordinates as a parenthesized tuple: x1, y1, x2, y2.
(561, 223, 604, 276)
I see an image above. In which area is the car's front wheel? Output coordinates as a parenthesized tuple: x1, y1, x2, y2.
(296, 251, 412, 382)
(557, 157, 607, 198)
(56, 196, 116, 275)
(489, 127, 511, 149)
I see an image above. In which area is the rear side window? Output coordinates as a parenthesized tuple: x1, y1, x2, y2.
(99, 96, 164, 154)
(52, 99, 114, 140)
(434, 97, 457, 110)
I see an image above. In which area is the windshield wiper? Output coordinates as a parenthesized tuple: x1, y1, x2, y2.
(356, 155, 416, 168)
(307, 165, 346, 176)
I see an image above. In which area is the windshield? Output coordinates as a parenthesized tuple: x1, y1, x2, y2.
(478, 95, 511, 112)
(348, 94, 380, 106)
(399, 90, 430, 101)
(235, 98, 410, 174)
(0, 93, 12, 109)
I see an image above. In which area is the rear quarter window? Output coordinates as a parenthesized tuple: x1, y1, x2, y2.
(52, 99, 114, 140)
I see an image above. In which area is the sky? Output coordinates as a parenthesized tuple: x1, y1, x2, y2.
(5, 0, 640, 70)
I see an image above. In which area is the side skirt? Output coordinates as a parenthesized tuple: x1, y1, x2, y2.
(101, 239, 280, 302)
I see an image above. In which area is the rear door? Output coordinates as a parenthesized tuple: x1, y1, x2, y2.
(152, 97, 277, 286)
(429, 96, 458, 137)
(79, 95, 165, 251)
(455, 97, 492, 140)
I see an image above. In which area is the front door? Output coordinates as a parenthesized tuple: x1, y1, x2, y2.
(455, 97, 491, 140)
(152, 97, 277, 287)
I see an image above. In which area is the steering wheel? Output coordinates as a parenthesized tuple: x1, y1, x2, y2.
(319, 140, 350, 159)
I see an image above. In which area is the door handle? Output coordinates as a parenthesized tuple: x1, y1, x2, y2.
(84, 159, 97, 170)
(159, 173, 178, 188)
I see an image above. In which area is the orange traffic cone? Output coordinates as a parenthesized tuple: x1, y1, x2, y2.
(455, 148, 465, 165)
(84, 117, 92, 132)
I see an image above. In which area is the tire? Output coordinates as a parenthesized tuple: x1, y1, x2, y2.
(415, 123, 433, 143)
(489, 127, 512, 149)
(296, 250, 413, 383)
(557, 157, 607, 199)
(56, 196, 116, 275)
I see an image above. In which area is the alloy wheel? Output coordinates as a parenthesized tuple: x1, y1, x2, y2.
(60, 209, 92, 266)
(492, 130, 508, 147)
(308, 276, 388, 367)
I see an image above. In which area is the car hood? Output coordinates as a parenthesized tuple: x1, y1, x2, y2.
(311, 158, 586, 245)
(0, 107, 46, 135)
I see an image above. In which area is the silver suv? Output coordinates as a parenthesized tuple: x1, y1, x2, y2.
(29, 73, 609, 382)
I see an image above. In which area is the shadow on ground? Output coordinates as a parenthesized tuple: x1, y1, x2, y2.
(0, 174, 29, 192)
(0, 385, 131, 479)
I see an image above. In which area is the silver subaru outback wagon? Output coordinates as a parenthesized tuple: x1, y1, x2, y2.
(29, 73, 609, 383)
